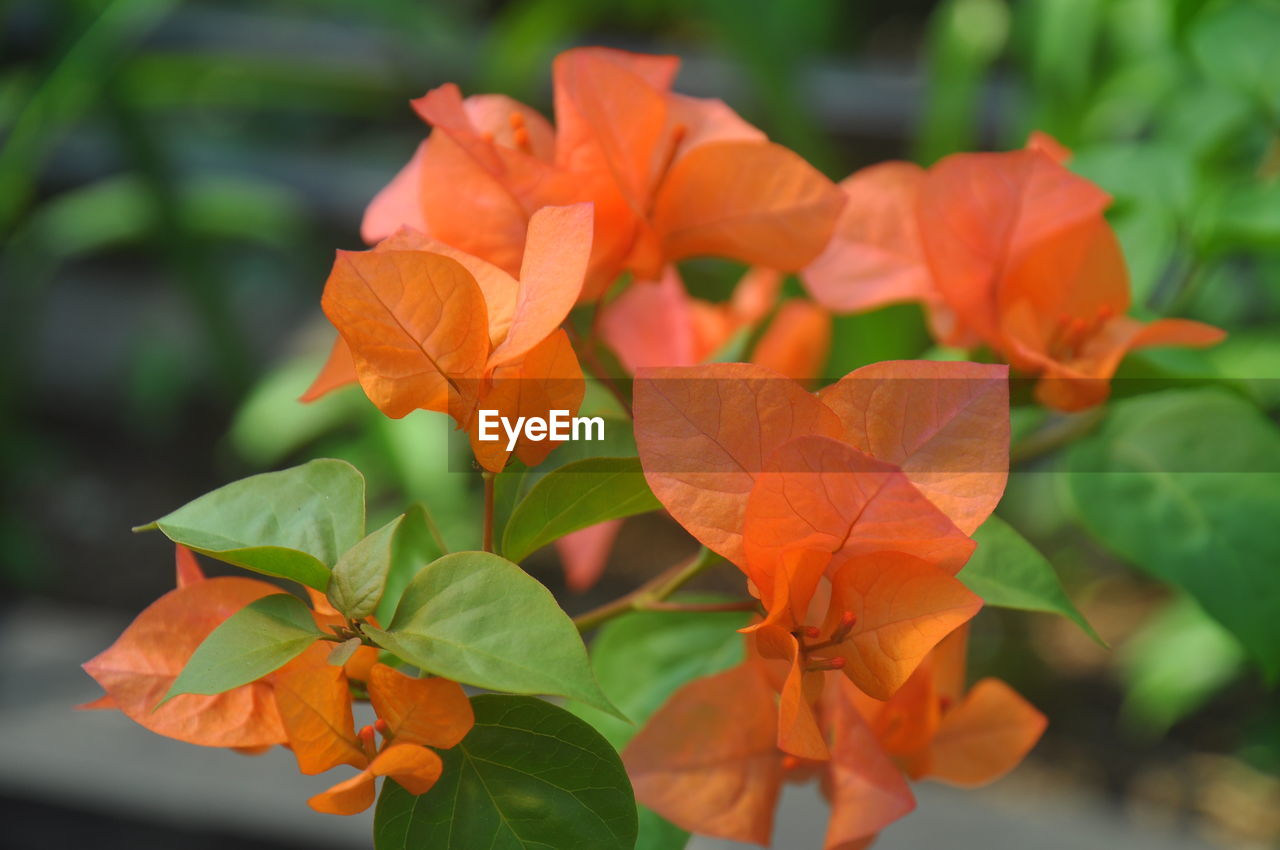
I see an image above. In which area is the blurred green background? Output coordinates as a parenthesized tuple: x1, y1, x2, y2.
(3, 1, 1279, 848)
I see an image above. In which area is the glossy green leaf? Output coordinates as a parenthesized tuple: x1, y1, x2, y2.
(567, 602, 749, 751)
(164, 594, 322, 702)
(1069, 389, 1280, 681)
(1119, 594, 1244, 736)
(364, 552, 621, 718)
(502, 457, 661, 564)
(374, 695, 637, 850)
(138, 459, 365, 591)
(328, 515, 403, 620)
(375, 504, 447, 625)
(960, 515, 1104, 646)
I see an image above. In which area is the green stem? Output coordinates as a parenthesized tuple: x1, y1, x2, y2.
(1010, 407, 1105, 466)
(573, 547, 727, 632)
(481, 471, 495, 553)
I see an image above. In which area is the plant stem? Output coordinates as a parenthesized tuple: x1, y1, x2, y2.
(573, 547, 728, 632)
(565, 319, 633, 419)
(643, 599, 762, 614)
(481, 471, 495, 553)
(1010, 407, 1105, 466)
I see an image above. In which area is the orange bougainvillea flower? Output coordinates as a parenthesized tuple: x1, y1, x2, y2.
(849, 626, 1047, 788)
(624, 636, 916, 849)
(288, 662, 473, 816)
(363, 47, 844, 299)
(599, 267, 831, 385)
(802, 136, 1224, 410)
(309, 204, 593, 471)
(635, 359, 1004, 702)
(81, 546, 288, 749)
(626, 625, 1044, 848)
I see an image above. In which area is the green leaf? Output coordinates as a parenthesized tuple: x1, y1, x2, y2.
(1069, 388, 1280, 681)
(1119, 595, 1244, 737)
(138, 459, 365, 591)
(375, 504, 447, 625)
(373, 695, 637, 850)
(636, 807, 688, 850)
(501, 457, 661, 564)
(164, 594, 322, 702)
(959, 515, 1104, 646)
(1190, 0, 1280, 113)
(567, 602, 748, 751)
(328, 515, 403, 620)
(364, 552, 622, 718)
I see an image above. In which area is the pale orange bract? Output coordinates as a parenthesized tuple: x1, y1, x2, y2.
(803, 136, 1224, 410)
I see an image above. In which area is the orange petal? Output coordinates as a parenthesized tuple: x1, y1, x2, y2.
(375, 226, 519, 347)
(362, 140, 429, 244)
(923, 678, 1047, 787)
(624, 663, 784, 845)
(308, 770, 376, 816)
(599, 268, 700, 372)
(555, 519, 624, 593)
(755, 626, 828, 761)
(411, 84, 557, 276)
(750, 300, 831, 387)
(300, 337, 358, 403)
(273, 664, 367, 775)
(729, 267, 785, 326)
(174, 544, 205, 588)
(321, 249, 491, 419)
(742, 436, 976, 623)
(919, 149, 1110, 345)
(488, 203, 594, 369)
(367, 664, 474, 749)
(802, 161, 933, 314)
(77, 693, 117, 710)
(468, 329, 584, 473)
(1025, 130, 1072, 164)
(82, 577, 287, 748)
(633, 363, 843, 565)
(819, 360, 1010, 534)
(820, 676, 916, 848)
(652, 140, 845, 271)
(369, 743, 445, 795)
(824, 553, 982, 700)
(667, 92, 765, 156)
(552, 47, 676, 208)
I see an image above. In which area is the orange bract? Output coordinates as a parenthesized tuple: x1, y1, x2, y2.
(312, 205, 593, 472)
(360, 47, 842, 298)
(82, 574, 287, 749)
(804, 137, 1223, 410)
(367, 664, 474, 749)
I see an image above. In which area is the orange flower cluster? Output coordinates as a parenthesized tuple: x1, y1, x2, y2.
(630, 360, 1045, 846)
(82, 547, 473, 815)
(362, 47, 845, 298)
(803, 135, 1224, 409)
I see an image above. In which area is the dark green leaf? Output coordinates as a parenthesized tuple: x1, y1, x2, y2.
(960, 515, 1104, 646)
(328, 515, 403, 620)
(164, 594, 322, 702)
(138, 458, 365, 591)
(374, 695, 637, 850)
(364, 552, 621, 717)
(502, 457, 661, 564)
(1069, 388, 1280, 681)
